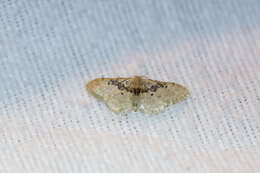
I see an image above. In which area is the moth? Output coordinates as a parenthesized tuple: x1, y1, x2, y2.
(86, 76, 189, 114)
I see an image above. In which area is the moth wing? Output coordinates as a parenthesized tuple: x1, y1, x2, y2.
(106, 90, 133, 113)
(86, 77, 131, 100)
(87, 77, 134, 113)
(139, 79, 189, 114)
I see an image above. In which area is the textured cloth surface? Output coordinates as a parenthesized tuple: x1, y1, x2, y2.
(0, 0, 260, 172)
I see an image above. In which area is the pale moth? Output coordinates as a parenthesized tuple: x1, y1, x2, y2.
(87, 76, 189, 114)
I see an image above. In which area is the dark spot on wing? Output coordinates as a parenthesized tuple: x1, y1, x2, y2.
(157, 83, 164, 87)
(118, 83, 125, 90)
(134, 88, 141, 95)
(150, 85, 158, 92)
(108, 79, 167, 95)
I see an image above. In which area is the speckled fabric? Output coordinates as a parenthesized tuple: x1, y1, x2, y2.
(0, 0, 259, 172)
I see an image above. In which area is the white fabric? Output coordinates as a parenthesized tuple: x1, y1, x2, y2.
(0, 0, 259, 172)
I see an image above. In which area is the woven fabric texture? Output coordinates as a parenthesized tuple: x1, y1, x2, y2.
(0, 0, 259, 172)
